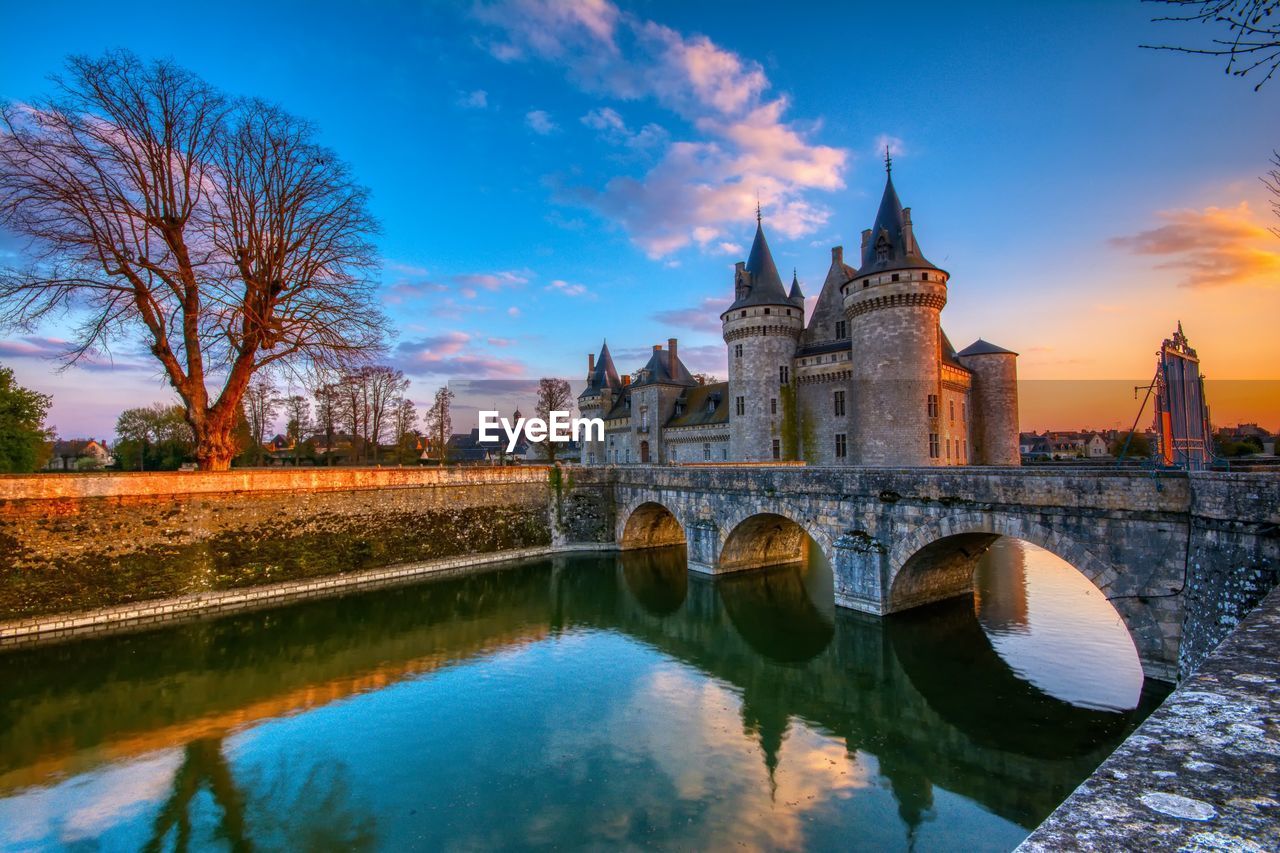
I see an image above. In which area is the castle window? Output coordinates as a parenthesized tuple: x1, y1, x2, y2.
(734, 344, 743, 358)
(771, 398, 777, 415)
(927, 394, 940, 418)
(786, 309, 792, 316)
(625, 448, 631, 463)
(962, 402, 967, 423)
(741, 311, 747, 318)
(833, 390, 845, 417)
(640, 407, 649, 431)
(772, 439, 781, 460)
(722, 448, 729, 460)
(703, 442, 711, 461)
(835, 433, 847, 459)
(671, 446, 677, 461)
(949, 400, 955, 423)
(922, 272, 929, 281)
(946, 439, 952, 460)
(836, 320, 847, 338)
(779, 365, 790, 385)
(764, 308, 770, 315)
(962, 439, 967, 461)
(863, 280, 869, 289)
(735, 396, 745, 416)
(891, 273, 900, 282)
(875, 235, 891, 262)
(929, 433, 940, 459)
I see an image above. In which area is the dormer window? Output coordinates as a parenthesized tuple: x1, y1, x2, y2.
(874, 233, 891, 263)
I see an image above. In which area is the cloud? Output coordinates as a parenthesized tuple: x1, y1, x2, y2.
(396, 332, 527, 378)
(507, 306, 521, 317)
(873, 134, 906, 160)
(474, 0, 848, 258)
(457, 89, 489, 109)
(1109, 201, 1280, 288)
(453, 269, 532, 290)
(581, 107, 668, 150)
(652, 297, 730, 333)
(0, 335, 151, 372)
(547, 279, 590, 297)
(525, 109, 558, 135)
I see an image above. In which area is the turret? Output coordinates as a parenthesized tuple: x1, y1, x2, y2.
(956, 339, 1020, 465)
(722, 213, 803, 461)
(578, 340, 621, 465)
(843, 158, 949, 466)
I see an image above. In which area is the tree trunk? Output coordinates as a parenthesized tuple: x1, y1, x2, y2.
(194, 412, 239, 471)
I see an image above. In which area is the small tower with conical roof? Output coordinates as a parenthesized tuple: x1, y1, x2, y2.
(956, 339, 1020, 465)
(722, 211, 804, 461)
(578, 341, 621, 465)
(843, 159, 950, 466)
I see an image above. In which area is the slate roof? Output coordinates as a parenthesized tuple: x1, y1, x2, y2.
(631, 346, 697, 387)
(788, 270, 804, 302)
(940, 329, 968, 370)
(666, 381, 729, 428)
(957, 338, 1018, 357)
(855, 172, 939, 277)
(726, 220, 792, 311)
(579, 340, 622, 400)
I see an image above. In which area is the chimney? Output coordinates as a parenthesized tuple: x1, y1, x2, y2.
(902, 208, 914, 254)
(622, 375, 631, 386)
(860, 229, 872, 250)
(831, 246, 843, 267)
(588, 353, 595, 374)
(734, 261, 748, 300)
(668, 338, 678, 376)
(653, 344, 662, 352)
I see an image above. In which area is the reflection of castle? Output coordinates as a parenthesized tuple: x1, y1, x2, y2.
(579, 163, 1021, 466)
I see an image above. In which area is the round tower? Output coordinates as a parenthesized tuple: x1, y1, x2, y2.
(956, 339, 1020, 465)
(722, 215, 803, 462)
(843, 160, 948, 466)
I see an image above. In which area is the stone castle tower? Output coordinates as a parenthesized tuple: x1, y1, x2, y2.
(721, 209, 805, 461)
(843, 161, 950, 466)
(577, 341, 622, 465)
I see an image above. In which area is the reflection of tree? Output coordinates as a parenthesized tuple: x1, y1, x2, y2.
(144, 738, 249, 852)
(143, 736, 376, 851)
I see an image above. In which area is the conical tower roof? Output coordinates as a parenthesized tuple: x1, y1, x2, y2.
(728, 217, 792, 311)
(855, 167, 938, 276)
(579, 340, 622, 399)
(788, 268, 804, 301)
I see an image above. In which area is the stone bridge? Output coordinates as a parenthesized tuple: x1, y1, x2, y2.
(577, 466, 1280, 681)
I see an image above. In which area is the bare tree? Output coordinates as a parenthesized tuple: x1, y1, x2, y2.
(0, 52, 385, 470)
(534, 377, 572, 463)
(391, 396, 419, 464)
(312, 380, 340, 466)
(424, 385, 454, 464)
(282, 394, 311, 445)
(1265, 150, 1280, 236)
(242, 377, 279, 465)
(365, 366, 409, 463)
(1144, 1, 1280, 90)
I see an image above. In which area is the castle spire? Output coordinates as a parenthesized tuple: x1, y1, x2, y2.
(885, 145, 892, 174)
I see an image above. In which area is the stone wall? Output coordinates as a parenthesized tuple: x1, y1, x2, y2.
(1179, 472, 1280, 674)
(0, 467, 610, 622)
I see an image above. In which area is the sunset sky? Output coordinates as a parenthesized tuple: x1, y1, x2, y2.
(1, 0, 1277, 438)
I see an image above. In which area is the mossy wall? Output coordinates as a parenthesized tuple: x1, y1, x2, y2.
(0, 468, 616, 620)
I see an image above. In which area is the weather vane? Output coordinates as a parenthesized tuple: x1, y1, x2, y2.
(885, 145, 892, 174)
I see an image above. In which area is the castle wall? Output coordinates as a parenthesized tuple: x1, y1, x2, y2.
(723, 305, 803, 462)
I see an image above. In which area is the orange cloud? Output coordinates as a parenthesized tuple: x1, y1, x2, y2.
(1110, 201, 1280, 288)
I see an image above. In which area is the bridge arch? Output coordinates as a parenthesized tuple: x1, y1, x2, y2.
(717, 509, 832, 574)
(886, 510, 1164, 674)
(618, 500, 686, 551)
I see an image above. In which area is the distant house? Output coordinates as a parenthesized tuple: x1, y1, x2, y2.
(1084, 434, 1110, 458)
(46, 439, 113, 471)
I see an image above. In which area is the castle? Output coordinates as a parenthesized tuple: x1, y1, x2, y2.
(578, 164, 1020, 467)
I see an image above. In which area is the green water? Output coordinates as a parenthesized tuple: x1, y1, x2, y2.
(0, 541, 1167, 852)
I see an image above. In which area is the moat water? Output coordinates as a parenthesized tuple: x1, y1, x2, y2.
(0, 540, 1169, 852)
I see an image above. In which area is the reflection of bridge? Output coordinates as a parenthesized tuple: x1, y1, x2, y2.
(0, 552, 1163, 833)
(599, 466, 1280, 680)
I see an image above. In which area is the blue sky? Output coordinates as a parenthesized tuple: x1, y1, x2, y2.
(1, 0, 1278, 438)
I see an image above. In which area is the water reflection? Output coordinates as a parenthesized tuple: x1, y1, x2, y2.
(0, 545, 1166, 852)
